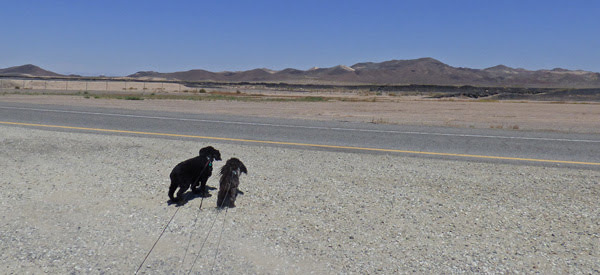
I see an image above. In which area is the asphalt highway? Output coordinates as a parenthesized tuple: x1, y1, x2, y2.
(1, 102, 599, 169)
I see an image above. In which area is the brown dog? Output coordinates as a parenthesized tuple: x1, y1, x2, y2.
(217, 158, 247, 208)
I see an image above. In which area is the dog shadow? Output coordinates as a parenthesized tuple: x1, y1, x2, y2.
(167, 185, 218, 206)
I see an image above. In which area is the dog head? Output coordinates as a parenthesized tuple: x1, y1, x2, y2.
(221, 158, 247, 176)
(199, 146, 222, 162)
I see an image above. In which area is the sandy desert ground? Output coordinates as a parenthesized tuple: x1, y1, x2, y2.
(1, 125, 599, 274)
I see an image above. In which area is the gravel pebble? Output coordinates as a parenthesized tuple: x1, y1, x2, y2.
(0, 125, 599, 274)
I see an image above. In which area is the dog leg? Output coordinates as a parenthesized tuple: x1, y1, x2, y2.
(191, 183, 203, 195)
(199, 177, 210, 197)
(217, 190, 226, 208)
(193, 178, 211, 198)
(168, 181, 178, 202)
(190, 178, 200, 193)
(228, 188, 237, 208)
(176, 181, 191, 203)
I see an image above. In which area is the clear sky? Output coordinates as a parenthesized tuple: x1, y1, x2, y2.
(1, 0, 599, 76)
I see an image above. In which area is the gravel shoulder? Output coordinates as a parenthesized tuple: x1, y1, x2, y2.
(1, 125, 599, 273)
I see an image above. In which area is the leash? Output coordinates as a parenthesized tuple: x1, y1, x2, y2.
(187, 180, 232, 275)
(137, 157, 214, 274)
(135, 206, 181, 274)
(211, 207, 228, 274)
(180, 157, 213, 272)
(191, 157, 213, 191)
(186, 207, 221, 275)
(180, 197, 204, 272)
(210, 171, 237, 273)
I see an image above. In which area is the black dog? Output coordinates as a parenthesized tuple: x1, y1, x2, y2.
(169, 146, 221, 204)
(217, 158, 247, 208)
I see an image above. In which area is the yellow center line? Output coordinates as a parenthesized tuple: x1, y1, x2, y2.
(2, 121, 600, 166)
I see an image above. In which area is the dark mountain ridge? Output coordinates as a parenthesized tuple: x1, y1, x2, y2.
(2, 58, 600, 88)
(126, 57, 600, 88)
(0, 64, 64, 77)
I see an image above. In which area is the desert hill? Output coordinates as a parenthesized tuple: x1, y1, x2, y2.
(0, 64, 64, 77)
(127, 58, 600, 88)
(2, 58, 600, 88)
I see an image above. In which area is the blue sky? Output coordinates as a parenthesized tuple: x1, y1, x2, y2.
(1, 0, 599, 76)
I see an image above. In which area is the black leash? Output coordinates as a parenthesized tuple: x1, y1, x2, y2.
(180, 197, 204, 271)
(211, 207, 228, 274)
(137, 157, 214, 274)
(187, 185, 231, 275)
(135, 206, 181, 274)
(191, 157, 212, 193)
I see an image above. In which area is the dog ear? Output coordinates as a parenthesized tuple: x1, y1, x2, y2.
(239, 160, 247, 174)
(220, 161, 230, 175)
(199, 146, 211, 155)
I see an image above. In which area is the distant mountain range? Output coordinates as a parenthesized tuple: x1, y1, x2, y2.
(2, 58, 600, 88)
(0, 64, 63, 77)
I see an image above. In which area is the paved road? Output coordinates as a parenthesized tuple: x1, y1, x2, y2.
(1, 102, 599, 168)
